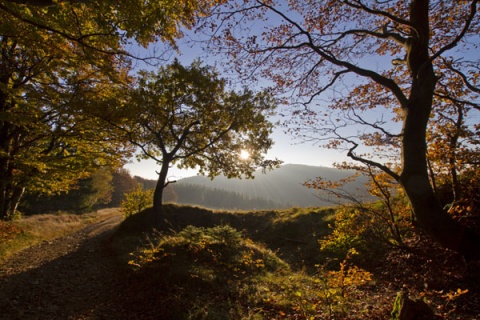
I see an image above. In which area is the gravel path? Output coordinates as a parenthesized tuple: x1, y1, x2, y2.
(0, 213, 135, 320)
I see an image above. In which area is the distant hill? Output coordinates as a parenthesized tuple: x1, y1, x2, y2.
(170, 183, 285, 210)
(175, 164, 370, 208)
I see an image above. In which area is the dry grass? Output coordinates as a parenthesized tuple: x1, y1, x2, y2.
(0, 208, 122, 262)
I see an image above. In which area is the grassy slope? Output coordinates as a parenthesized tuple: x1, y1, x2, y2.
(2, 204, 478, 319)
(113, 204, 388, 319)
(116, 205, 337, 269)
(113, 204, 480, 320)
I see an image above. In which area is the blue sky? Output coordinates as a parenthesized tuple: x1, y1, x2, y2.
(123, 31, 355, 180)
(122, 2, 480, 183)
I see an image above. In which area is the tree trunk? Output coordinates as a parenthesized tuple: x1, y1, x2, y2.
(391, 292, 436, 320)
(0, 180, 24, 220)
(0, 180, 8, 219)
(0, 158, 16, 220)
(399, 0, 480, 259)
(7, 186, 24, 218)
(153, 159, 171, 216)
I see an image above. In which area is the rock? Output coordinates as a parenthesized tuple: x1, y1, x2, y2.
(391, 291, 436, 320)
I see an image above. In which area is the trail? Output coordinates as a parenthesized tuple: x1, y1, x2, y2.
(0, 212, 133, 320)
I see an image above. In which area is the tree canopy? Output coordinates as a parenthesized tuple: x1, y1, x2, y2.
(0, 0, 213, 48)
(201, 0, 480, 258)
(0, 0, 217, 219)
(111, 60, 279, 212)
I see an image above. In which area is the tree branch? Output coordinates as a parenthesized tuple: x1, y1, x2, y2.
(257, 1, 409, 109)
(342, 0, 413, 28)
(347, 142, 400, 181)
(0, 3, 155, 61)
(2, 0, 89, 6)
(441, 58, 480, 95)
(340, 27, 408, 47)
(429, 0, 478, 63)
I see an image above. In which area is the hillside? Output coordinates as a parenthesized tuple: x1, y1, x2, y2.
(2, 205, 479, 319)
(175, 164, 370, 208)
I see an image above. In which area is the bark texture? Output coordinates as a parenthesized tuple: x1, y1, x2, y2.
(400, 0, 480, 259)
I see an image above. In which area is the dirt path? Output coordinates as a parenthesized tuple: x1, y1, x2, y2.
(0, 213, 135, 320)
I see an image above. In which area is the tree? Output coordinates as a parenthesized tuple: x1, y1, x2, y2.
(121, 185, 154, 218)
(202, 1, 480, 258)
(0, 7, 131, 218)
(79, 166, 114, 212)
(0, 0, 213, 49)
(20, 166, 114, 214)
(111, 167, 138, 207)
(112, 60, 279, 214)
(0, 0, 218, 219)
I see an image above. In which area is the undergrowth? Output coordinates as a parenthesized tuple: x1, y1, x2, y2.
(4, 203, 478, 319)
(120, 208, 375, 319)
(114, 204, 480, 319)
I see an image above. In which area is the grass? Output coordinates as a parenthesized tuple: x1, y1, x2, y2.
(0, 208, 121, 262)
(113, 204, 480, 319)
(112, 204, 376, 319)
(4, 203, 478, 318)
(116, 204, 337, 270)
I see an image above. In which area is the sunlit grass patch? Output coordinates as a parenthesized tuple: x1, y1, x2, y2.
(0, 208, 121, 262)
(129, 225, 289, 276)
(126, 224, 291, 318)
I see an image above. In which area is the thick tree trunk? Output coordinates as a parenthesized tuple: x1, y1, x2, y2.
(399, 0, 480, 259)
(0, 180, 8, 219)
(0, 156, 16, 220)
(0, 179, 24, 220)
(153, 159, 171, 216)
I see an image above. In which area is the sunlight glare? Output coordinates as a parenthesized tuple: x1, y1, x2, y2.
(239, 149, 250, 160)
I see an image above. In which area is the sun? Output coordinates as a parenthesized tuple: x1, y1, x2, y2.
(239, 149, 250, 160)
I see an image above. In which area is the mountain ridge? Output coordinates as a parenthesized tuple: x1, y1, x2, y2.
(175, 164, 369, 208)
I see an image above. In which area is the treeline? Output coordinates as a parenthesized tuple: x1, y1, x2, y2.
(19, 167, 138, 215)
(172, 183, 291, 210)
(133, 177, 292, 210)
(19, 168, 290, 215)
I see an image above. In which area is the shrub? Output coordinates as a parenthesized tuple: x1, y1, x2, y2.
(0, 221, 22, 242)
(320, 196, 412, 262)
(121, 185, 153, 218)
(319, 207, 370, 259)
(128, 225, 288, 276)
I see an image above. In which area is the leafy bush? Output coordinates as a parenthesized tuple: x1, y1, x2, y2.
(320, 197, 412, 262)
(129, 225, 288, 276)
(319, 207, 370, 259)
(0, 221, 22, 242)
(121, 185, 153, 218)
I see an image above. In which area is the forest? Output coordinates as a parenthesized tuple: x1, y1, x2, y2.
(1, 0, 480, 319)
(19, 166, 293, 213)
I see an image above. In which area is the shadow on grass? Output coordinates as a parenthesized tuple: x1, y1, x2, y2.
(116, 204, 336, 271)
(106, 204, 344, 318)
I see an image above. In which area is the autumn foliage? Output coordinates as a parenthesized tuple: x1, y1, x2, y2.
(200, 0, 480, 258)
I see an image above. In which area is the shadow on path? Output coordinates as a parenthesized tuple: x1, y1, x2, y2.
(0, 214, 138, 320)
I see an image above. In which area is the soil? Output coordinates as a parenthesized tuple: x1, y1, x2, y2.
(0, 214, 138, 320)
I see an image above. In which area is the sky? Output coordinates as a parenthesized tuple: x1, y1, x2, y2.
(123, 26, 353, 181)
(125, 126, 348, 180)
(121, 2, 480, 182)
